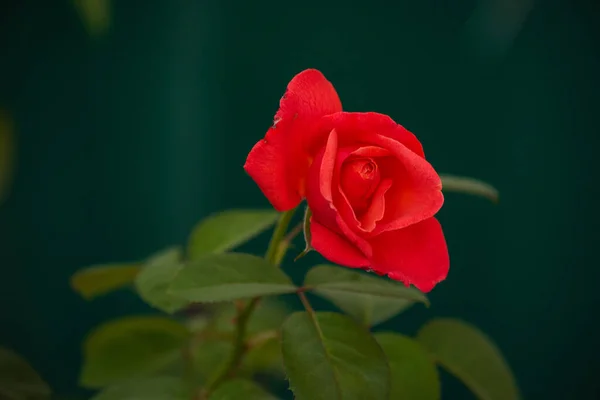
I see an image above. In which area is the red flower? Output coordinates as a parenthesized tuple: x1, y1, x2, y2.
(244, 69, 449, 292)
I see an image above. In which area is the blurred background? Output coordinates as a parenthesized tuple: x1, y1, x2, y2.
(1, 0, 599, 398)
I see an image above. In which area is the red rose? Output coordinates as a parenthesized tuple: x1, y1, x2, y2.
(244, 69, 449, 292)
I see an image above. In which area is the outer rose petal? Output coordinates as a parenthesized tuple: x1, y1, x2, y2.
(368, 135, 443, 233)
(370, 217, 449, 293)
(275, 69, 342, 122)
(319, 128, 338, 203)
(315, 112, 425, 158)
(310, 219, 369, 267)
(244, 69, 342, 211)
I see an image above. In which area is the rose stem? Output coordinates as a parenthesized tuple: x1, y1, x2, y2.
(201, 207, 298, 396)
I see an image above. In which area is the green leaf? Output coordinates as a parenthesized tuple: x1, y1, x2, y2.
(374, 333, 440, 400)
(71, 264, 140, 300)
(246, 299, 290, 335)
(199, 299, 288, 377)
(187, 210, 279, 260)
(72, 0, 111, 38)
(193, 340, 233, 384)
(281, 311, 390, 400)
(80, 316, 189, 388)
(242, 334, 283, 376)
(209, 298, 290, 336)
(209, 379, 277, 400)
(0, 110, 15, 204)
(135, 247, 188, 313)
(304, 265, 428, 326)
(417, 318, 519, 400)
(0, 347, 51, 400)
(440, 174, 499, 203)
(169, 253, 297, 303)
(90, 377, 188, 400)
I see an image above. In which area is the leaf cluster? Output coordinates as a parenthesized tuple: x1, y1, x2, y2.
(68, 209, 518, 400)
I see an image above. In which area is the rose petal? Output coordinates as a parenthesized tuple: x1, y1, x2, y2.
(330, 145, 389, 234)
(334, 179, 391, 234)
(329, 148, 370, 234)
(319, 129, 338, 203)
(310, 219, 369, 267)
(339, 157, 381, 212)
(315, 112, 425, 158)
(275, 69, 342, 122)
(306, 132, 372, 258)
(310, 112, 442, 234)
(368, 135, 443, 233)
(351, 146, 391, 158)
(305, 134, 339, 230)
(357, 179, 392, 231)
(370, 217, 449, 293)
(244, 69, 342, 211)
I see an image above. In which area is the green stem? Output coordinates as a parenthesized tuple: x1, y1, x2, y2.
(201, 208, 297, 396)
(298, 291, 316, 315)
(265, 208, 297, 265)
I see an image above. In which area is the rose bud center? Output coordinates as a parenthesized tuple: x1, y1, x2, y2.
(340, 157, 381, 214)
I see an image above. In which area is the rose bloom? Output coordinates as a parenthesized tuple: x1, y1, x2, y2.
(244, 69, 449, 292)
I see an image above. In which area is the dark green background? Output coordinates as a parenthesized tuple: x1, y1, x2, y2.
(1, 0, 599, 398)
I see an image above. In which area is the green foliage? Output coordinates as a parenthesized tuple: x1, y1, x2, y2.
(304, 264, 428, 326)
(241, 335, 282, 377)
(89, 377, 188, 400)
(135, 247, 187, 314)
(71, 264, 140, 300)
(193, 340, 233, 385)
(71, 206, 518, 400)
(281, 311, 390, 400)
(375, 333, 440, 400)
(80, 316, 189, 388)
(0, 347, 51, 400)
(196, 300, 289, 378)
(440, 174, 499, 203)
(417, 318, 520, 400)
(208, 299, 290, 336)
(187, 210, 279, 260)
(208, 379, 277, 400)
(169, 253, 297, 303)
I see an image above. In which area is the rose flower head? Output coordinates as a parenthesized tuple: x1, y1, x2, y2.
(244, 69, 449, 292)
